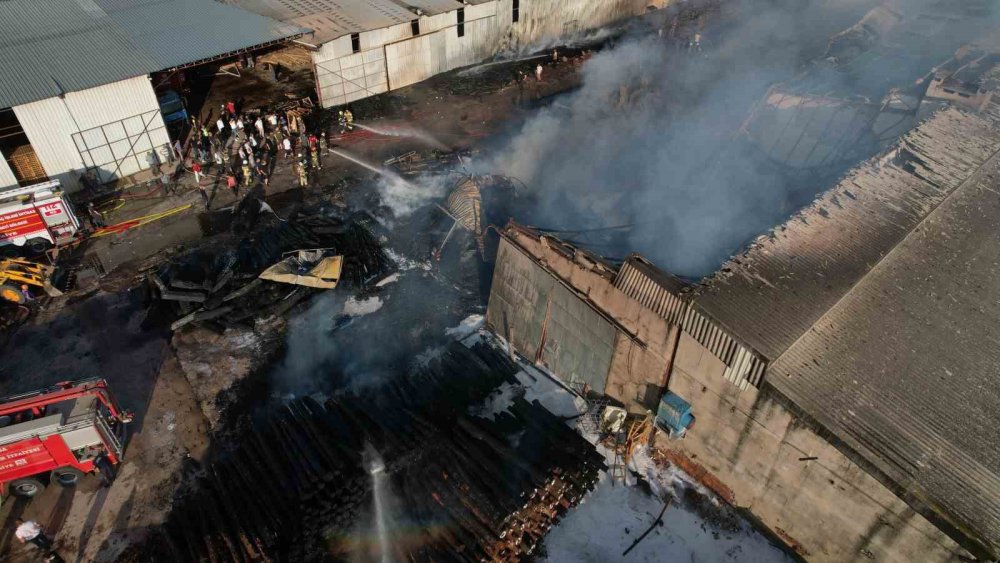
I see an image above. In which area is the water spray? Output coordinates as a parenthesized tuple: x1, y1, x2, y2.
(353, 123, 450, 151)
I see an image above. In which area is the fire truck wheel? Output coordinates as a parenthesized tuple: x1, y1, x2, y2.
(52, 467, 84, 487)
(0, 284, 25, 304)
(26, 237, 52, 255)
(9, 477, 45, 497)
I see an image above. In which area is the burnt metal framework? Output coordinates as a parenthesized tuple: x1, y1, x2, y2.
(71, 109, 168, 184)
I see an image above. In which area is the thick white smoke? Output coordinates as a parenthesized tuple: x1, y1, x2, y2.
(482, 0, 994, 277)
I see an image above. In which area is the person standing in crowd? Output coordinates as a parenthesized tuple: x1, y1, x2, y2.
(282, 136, 292, 159)
(160, 168, 177, 196)
(197, 182, 209, 209)
(15, 519, 53, 551)
(241, 160, 253, 187)
(298, 130, 308, 153)
(319, 132, 328, 153)
(254, 116, 265, 138)
(227, 172, 239, 197)
(535, 63, 543, 82)
(226, 100, 236, 116)
(191, 160, 202, 184)
(310, 143, 321, 171)
(87, 202, 106, 228)
(254, 161, 269, 188)
(211, 135, 223, 165)
(296, 156, 308, 187)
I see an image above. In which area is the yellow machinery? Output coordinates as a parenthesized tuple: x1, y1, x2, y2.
(0, 258, 62, 304)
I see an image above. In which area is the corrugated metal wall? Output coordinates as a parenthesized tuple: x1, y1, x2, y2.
(314, 24, 414, 107)
(0, 157, 19, 190)
(680, 306, 766, 390)
(13, 75, 169, 191)
(614, 258, 686, 325)
(316, 0, 658, 108)
(487, 237, 615, 392)
(386, 7, 504, 92)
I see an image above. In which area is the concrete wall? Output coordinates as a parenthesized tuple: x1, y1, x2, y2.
(663, 334, 967, 562)
(11, 75, 170, 192)
(488, 228, 968, 561)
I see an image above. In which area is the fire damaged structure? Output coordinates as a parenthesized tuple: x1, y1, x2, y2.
(486, 98, 1000, 561)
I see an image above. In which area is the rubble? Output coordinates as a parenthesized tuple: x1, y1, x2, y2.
(119, 342, 605, 562)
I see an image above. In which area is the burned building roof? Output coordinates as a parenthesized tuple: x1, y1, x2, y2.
(695, 102, 1000, 555)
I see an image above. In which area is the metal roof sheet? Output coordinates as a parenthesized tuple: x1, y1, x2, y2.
(105, 0, 309, 70)
(770, 105, 1000, 556)
(0, 0, 307, 108)
(696, 102, 1000, 556)
(695, 107, 1000, 362)
(228, 0, 418, 44)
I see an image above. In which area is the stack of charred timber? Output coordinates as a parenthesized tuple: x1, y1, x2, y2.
(123, 342, 603, 562)
(147, 212, 390, 330)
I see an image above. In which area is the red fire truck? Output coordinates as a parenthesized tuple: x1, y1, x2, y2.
(0, 180, 81, 255)
(0, 379, 131, 498)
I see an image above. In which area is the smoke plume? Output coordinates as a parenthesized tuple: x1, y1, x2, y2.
(484, 0, 995, 278)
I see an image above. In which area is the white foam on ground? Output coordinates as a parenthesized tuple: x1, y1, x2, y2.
(375, 273, 401, 287)
(469, 382, 522, 421)
(445, 314, 485, 340)
(343, 296, 384, 316)
(472, 330, 791, 562)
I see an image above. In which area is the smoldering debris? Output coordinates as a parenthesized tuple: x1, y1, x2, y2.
(484, 0, 998, 278)
(118, 342, 605, 563)
(146, 212, 390, 332)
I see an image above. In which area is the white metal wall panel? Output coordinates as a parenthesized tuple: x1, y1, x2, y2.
(314, 24, 412, 108)
(0, 157, 19, 190)
(386, 12, 503, 90)
(13, 75, 169, 191)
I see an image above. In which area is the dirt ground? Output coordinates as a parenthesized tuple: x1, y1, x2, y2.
(0, 44, 592, 563)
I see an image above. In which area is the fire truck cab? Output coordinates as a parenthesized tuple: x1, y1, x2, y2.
(0, 180, 81, 256)
(0, 379, 131, 498)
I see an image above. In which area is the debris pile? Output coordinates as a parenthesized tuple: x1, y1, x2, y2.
(147, 213, 390, 331)
(122, 342, 604, 562)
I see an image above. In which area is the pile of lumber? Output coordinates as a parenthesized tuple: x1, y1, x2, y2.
(148, 213, 390, 330)
(121, 342, 603, 562)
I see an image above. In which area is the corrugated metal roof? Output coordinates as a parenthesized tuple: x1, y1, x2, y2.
(695, 105, 1000, 556)
(228, 0, 418, 44)
(0, 0, 307, 108)
(105, 0, 308, 70)
(695, 107, 1000, 362)
(614, 254, 687, 325)
(770, 124, 1000, 556)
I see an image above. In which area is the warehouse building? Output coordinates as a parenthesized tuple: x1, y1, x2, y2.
(229, 0, 664, 107)
(0, 0, 305, 193)
(487, 95, 1000, 562)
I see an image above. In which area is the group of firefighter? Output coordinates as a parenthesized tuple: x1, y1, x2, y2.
(176, 102, 356, 207)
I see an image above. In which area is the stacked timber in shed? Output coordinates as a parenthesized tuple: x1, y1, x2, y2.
(122, 342, 603, 562)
